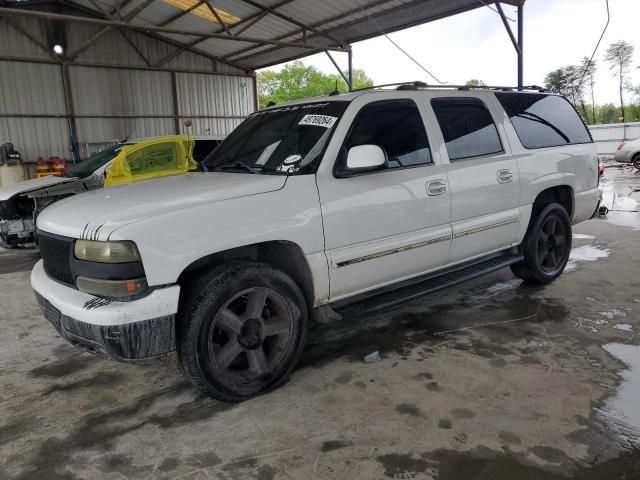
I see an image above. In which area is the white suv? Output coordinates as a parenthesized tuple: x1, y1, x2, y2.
(31, 85, 599, 401)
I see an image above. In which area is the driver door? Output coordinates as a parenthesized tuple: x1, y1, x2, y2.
(315, 96, 452, 301)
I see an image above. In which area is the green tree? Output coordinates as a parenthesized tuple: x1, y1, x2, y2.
(604, 40, 634, 122)
(465, 79, 487, 87)
(579, 57, 597, 124)
(594, 103, 618, 124)
(544, 66, 586, 118)
(257, 61, 373, 108)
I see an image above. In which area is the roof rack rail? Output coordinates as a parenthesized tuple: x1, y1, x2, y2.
(352, 81, 551, 93)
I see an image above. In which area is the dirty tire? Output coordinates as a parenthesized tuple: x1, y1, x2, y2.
(178, 262, 308, 402)
(510, 203, 572, 285)
(633, 153, 640, 171)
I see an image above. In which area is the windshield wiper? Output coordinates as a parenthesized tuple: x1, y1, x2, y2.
(216, 162, 259, 174)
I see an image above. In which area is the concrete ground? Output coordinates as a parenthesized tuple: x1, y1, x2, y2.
(1, 167, 640, 480)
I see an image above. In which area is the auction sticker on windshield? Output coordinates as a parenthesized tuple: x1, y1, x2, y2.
(298, 114, 337, 128)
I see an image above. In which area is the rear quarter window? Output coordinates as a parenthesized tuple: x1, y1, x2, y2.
(495, 92, 592, 149)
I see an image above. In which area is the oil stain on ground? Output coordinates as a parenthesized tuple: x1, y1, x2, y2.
(376, 445, 640, 479)
(11, 382, 235, 479)
(395, 403, 422, 417)
(321, 440, 352, 453)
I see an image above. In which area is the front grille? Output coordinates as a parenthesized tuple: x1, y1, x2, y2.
(39, 232, 74, 286)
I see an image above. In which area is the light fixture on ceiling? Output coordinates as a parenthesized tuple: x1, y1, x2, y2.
(52, 44, 64, 55)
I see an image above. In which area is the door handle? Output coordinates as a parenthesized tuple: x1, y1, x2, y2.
(426, 180, 447, 196)
(497, 169, 514, 184)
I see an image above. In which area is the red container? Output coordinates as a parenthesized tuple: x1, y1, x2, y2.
(50, 156, 66, 174)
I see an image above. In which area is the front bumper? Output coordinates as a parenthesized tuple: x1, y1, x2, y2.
(31, 260, 180, 361)
(0, 218, 35, 242)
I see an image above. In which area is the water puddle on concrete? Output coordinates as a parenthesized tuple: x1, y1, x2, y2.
(471, 279, 522, 300)
(599, 308, 627, 319)
(565, 245, 610, 272)
(600, 175, 639, 213)
(612, 324, 634, 332)
(603, 212, 640, 231)
(597, 344, 640, 449)
(599, 172, 640, 230)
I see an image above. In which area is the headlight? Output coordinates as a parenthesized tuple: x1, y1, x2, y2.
(76, 276, 148, 298)
(75, 240, 141, 263)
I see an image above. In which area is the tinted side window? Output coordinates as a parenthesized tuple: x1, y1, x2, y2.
(495, 92, 592, 149)
(344, 100, 432, 170)
(431, 97, 503, 160)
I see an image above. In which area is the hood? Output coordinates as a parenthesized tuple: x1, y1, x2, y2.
(0, 175, 76, 201)
(37, 172, 287, 240)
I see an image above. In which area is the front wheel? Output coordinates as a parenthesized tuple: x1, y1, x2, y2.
(510, 203, 572, 284)
(632, 154, 640, 171)
(178, 262, 308, 402)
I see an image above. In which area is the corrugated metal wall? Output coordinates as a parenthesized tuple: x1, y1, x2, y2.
(176, 73, 251, 136)
(0, 61, 70, 160)
(0, 16, 255, 163)
(588, 123, 640, 155)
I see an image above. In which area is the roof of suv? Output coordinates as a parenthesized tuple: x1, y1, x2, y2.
(260, 83, 557, 111)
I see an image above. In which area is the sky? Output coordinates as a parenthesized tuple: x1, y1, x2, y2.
(262, 0, 639, 106)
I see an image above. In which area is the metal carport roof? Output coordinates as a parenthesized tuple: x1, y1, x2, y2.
(0, 0, 526, 73)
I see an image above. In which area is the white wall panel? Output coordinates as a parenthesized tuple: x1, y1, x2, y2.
(177, 73, 254, 119)
(0, 17, 52, 59)
(69, 67, 173, 116)
(180, 117, 244, 137)
(75, 118, 175, 146)
(0, 118, 69, 162)
(0, 62, 66, 115)
(588, 122, 640, 154)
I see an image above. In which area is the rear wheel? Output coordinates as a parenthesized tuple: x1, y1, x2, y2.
(510, 203, 572, 284)
(632, 153, 640, 170)
(178, 262, 308, 401)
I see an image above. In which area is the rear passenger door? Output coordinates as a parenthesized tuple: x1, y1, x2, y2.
(430, 96, 521, 263)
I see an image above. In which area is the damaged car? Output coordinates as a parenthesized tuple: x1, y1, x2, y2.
(0, 135, 223, 247)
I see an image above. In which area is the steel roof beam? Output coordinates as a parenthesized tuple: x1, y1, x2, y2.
(154, 0, 295, 68)
(324, 50, 349, 87)
(236, 0, 346, 47)
(118, 29, 152, 66)
(494, 1, 521, 55)
(1, 16, 62, 62)
(85, 0, 152, 66)
(204, 1, 232, 35)
(60, 0, 250, 71)
(66, 0, 150, 60)
(0, 54, 255, 78)
(231, 10, 268, 36)
(223, 0, 402, 61)
(158, 0, 205, 26)
(0, 7, 349, 52)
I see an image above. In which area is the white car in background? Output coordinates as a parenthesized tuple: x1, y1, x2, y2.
(614, 138, 640, 169)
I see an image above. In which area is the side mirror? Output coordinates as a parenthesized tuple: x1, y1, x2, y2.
(344, 144, 387, 174)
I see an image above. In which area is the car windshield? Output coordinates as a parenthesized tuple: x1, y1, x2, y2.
(202, 101, 348, 175)
(65, 145, 121, 178)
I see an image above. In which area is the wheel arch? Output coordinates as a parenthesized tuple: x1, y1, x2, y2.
(531, 185, 574, 221)
(177, 240, 316, 310)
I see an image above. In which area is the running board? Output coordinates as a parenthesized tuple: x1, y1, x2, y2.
(330, 252, 523, 319)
